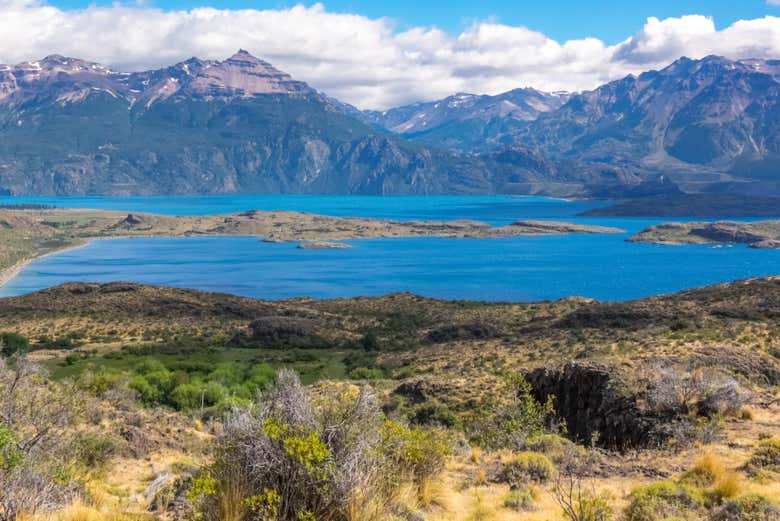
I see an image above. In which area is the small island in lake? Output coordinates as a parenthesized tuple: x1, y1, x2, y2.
(297, 241, 353, 249)
(629, 220, 780, 248)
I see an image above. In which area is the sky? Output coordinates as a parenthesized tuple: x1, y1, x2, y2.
(3, 0, 780, 108)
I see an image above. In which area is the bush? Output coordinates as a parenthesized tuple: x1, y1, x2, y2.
(648, 366, 749, 417)
(504, 488, 536, 512)
(501, 452, 556, 485)
(70, 432, 126, 470)
(571, 496, 613, 521)
(624, 481, 705, 521)
(551, 443, 612, 521)
(747, 437, 780, 472)
(0, 360, 79, 520)
(126, 358, 276, 411)
(0, 332, 28, 357)
(348, 367, 385, 380)
(710, 494, 780, 521)
(709, 472, 742, 504)
(525, 434, 582, 463)
(190, 369, 450, 521)
(411, 404, 459, 428)
(466, 374, 555, 450)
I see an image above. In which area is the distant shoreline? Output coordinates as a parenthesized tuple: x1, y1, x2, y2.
(0, 240, 91, 289)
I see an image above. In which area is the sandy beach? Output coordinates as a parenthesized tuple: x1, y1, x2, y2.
(0, 240, 91, 289)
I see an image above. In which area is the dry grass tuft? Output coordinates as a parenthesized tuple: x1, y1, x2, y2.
(711, 472, 743, 502)
(470, 446, 482, 464)
(473, 468, 487, 487)
(694, 451, 726, 482)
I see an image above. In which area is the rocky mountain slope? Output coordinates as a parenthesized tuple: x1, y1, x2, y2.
(361, 89, 569, 151)
(365, 56, 780, 197)
(1, 52, 779, 197)
(513, 56, 780, 196)
(0, 51, 615, 196)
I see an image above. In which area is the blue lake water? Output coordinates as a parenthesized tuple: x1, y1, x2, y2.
(1, 195, 778, 302)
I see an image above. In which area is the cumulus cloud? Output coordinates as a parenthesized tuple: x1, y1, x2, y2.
(0, 2, 780, 108)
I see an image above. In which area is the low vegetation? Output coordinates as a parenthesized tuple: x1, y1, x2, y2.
(0, 277, 779, 520)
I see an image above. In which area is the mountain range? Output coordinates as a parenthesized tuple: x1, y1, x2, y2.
(0, 51, 777, 197)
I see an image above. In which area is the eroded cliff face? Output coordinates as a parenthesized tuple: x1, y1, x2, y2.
(526, 363, 671, 450)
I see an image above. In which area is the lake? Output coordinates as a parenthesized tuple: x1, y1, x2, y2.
(1, 195, 778, 302)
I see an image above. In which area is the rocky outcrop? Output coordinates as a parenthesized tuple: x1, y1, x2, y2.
(297, 241, 352, 249)
(110, 213, 150, 230)
(629, 220, 780, 248)
(526, 363, 670, 449)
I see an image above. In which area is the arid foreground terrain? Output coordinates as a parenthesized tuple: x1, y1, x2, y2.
(0, 276, 779, 520)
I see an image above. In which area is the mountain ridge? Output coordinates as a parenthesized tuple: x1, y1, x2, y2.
(0, 51, 777, 197)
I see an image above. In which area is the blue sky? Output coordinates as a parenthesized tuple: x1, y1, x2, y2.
(5, 0, 780, 108)
(50, 0, 780, 43)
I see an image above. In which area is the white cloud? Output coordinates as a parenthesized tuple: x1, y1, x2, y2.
(0, 2, 780, 109)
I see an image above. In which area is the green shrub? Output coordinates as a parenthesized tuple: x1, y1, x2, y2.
(129, 374, 161, 404)
(360, 331, 379, 351)
(710, 494, 780, 521)
(466, 373, 555, 450)
(411, 404, 459, 428)
(570, 496, 613, 521)
(0, 332, 28, 357)
(525, 434, 582, 463)
(501, 451, 556, 485)
(504, 488, 536, 512)
(348, 367, 385, 380)
(624, 481, 705, 521)
(171, 381, 228, 410)
(70, 432, 126, 470)
(77, 368, 126, 396)
(381, 419, 450, 488)
(0, 425, 23, 471)
(747, 437, 780, 472)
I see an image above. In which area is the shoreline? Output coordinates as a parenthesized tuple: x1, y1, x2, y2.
(0, 240, 92, 289)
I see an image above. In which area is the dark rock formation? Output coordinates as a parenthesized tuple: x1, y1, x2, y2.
(526, 363, 670, 449)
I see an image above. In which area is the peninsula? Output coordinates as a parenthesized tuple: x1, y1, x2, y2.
(0, 207, 623, 285)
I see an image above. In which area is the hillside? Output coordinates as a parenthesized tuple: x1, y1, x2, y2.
(514, 56, 780, 196)
(369, 56, 780, 197)
(2, 277, 780, 520)
(362, 89, 569, 152)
